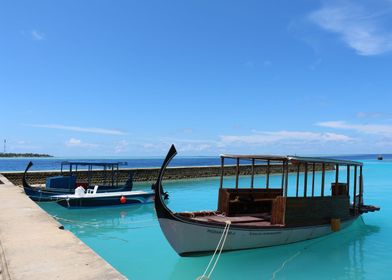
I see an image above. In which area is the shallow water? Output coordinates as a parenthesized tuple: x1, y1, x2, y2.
(40, 159, 389, 279)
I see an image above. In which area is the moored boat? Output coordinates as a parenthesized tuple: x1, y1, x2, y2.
(154, 145, 380, 256)
(53, 186, 160, 208)
(23, 161, 134, 202)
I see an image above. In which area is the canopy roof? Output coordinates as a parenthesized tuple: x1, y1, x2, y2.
(220, 154, 362, 166)
(60, 161, 127, 167)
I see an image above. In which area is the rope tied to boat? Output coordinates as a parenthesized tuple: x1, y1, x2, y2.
(196, 220, 231, 280)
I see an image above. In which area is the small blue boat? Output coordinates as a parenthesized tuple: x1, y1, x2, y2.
(23, 161, 134, 202)
(53, 184, 168, 208)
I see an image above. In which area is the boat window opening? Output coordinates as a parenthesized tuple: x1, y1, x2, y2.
(235, 158, 240, 189)
(116, 165, 119, 187)
(251, 158, 255, 189)
(295, 163, 300, 197)
(346, 165, 350, 199)
(304, 163, 308, 197)
(220, 157, 224, 189)
(266, 159, 270, 189)
(321, 163, 325, 197)
(281, 161, 285, 191)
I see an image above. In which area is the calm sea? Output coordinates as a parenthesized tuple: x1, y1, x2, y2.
(38, 157, 390, 279)
(0, 154, 389, 172)
(0, 156, 221, 172)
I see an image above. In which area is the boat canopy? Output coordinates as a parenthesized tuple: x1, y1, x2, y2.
(220, 154, 362, 166)
(219, 153, 364, 212)
(59, 161, 129, 188)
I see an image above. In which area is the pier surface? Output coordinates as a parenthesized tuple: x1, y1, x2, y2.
(0, 174, 126, 280)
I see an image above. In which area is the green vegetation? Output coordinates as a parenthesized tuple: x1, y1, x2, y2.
(0, 153, 53, 158)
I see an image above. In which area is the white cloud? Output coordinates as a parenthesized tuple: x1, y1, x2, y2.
(28, 124, 126, 135)
(65, 138, 99, 148)
(178, 143, 212, 153)
(309, 1, 392, 55)
(31, 30, 45, 40)
(114, 140, 129, 153)
(317, 120, 392, 136)
(142, 137, 216, 154)
(356, 112, 391, 119)
(219, 130, 353, 146)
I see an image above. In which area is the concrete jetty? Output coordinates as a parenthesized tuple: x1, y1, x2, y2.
(0, 174, 126, 280)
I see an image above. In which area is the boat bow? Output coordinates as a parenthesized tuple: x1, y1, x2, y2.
(154, 145, 177, 220)
(22, 161, 34, 190)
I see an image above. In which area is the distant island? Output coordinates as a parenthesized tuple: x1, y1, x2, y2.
(0, 153, 53, 158)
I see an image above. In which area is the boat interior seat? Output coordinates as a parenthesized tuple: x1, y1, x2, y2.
(218, 188, 283, 217)
(87, 185, 99, 195)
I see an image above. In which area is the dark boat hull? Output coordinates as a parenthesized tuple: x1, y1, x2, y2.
(23, 185, 133, 202)
(56, 192, 155, 208)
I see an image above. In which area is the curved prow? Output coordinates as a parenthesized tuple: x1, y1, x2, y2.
(22, 161, 34, 190)
(154, 145, 177, 219)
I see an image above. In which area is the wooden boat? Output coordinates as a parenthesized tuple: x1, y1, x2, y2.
(23, 161, 134, 202)
(154, 145, 380, 256)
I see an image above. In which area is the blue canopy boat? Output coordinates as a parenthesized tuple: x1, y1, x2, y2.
(53, 186, 165, 208)
(23, 161, 134, 202)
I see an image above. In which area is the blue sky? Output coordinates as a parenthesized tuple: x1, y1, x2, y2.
(1, 0, 392, 156)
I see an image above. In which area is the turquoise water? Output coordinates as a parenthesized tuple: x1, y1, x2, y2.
(39, 159, 389, 279)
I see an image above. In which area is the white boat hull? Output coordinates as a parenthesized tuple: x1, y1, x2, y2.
(158, 217, 358, 255)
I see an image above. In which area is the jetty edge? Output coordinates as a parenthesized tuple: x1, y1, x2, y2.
(0, 174, 126, 280)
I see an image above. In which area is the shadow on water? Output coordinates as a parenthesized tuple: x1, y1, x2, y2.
(39, 202, 158, 238)
(169, 218, 380, 280)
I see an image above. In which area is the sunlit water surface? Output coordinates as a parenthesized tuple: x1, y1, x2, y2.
(39, 159, 390, 279)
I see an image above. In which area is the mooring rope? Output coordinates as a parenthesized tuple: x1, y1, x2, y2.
(270, 251, 301, 280)
(196, 220, 231, 280)
(269, 225, 358, 280)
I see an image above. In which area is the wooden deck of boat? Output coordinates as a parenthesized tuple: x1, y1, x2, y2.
(191, 213, 283, 227)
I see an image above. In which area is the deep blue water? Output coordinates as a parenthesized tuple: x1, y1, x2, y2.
(0, 154, 389, 172)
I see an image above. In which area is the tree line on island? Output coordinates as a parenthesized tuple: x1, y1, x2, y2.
(0, 153, 53, 158)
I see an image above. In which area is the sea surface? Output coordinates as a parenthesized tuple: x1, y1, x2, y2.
(0, 156, 223, 172)
(0, 154, 389, 172)
(36, 156, 390, 279)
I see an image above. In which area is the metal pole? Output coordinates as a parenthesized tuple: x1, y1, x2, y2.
(220, 157, 224, 188)
(353, 165, 357, 211)
(284, 161, 289, 197)
(347, 165, 350, 196)
(359, 166, 363, 211)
